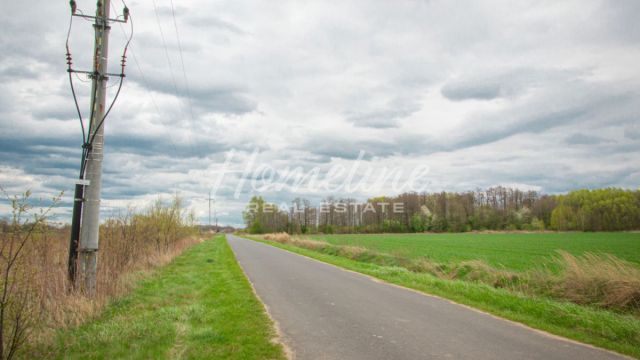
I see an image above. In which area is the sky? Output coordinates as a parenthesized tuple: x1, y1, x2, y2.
(0, 0, 639, 227)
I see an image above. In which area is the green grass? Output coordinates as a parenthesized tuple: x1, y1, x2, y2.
(250, 235, 640, 359)
(30, 236, 286, 360)
(309, 232, 640, 271)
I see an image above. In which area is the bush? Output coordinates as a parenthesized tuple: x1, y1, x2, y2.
(0, 190, 200, 358)
(410, 213, 426, 232)
(381, 219, 405, 233)
(530, 217, 545, 231)
(551, 251, 640, 310)
(263, 232, 291, 243)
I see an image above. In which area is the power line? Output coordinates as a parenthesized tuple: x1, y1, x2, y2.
(168, 0, 203, 163)
(151, 0, 195, 155)
(151, 0, 181, 99)
(127, 45, 180, 155)
(168, 0, 195, 121)
(65, 14, 86, 143)
(110, 2, 179, 156)
(105, 0, 186, 209)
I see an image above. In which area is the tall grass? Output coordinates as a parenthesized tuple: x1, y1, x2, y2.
(261, 233, 640, 314)
(0, 192, 201, 359)
(552, 251, 640, 310)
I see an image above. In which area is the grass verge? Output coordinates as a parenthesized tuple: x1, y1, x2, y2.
(248, 235, 640, 359)
(27, 235, 286, 360)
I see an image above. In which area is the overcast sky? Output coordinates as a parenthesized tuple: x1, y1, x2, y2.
(1, 0, 639, 226)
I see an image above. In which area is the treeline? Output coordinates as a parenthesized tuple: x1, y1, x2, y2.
(242, 187, 640, 234)
(551, 188, 640, 231)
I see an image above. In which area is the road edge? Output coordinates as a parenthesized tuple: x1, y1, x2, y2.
(226, 235, 295, 360)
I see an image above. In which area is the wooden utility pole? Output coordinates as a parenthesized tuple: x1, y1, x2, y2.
(66, 0, 130, 295)
(78, 0, 112, 295)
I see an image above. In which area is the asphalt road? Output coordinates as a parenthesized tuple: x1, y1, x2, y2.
(226, 235, 628, 360)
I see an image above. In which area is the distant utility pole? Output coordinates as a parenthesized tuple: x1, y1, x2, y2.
(208, 191, 214, 227)
(66, 0, 130, 295)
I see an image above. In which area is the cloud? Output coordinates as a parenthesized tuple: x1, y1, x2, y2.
(439, 68, 584, 102)
(625, 124, 640, 140)
(344, 97, 423, 128)
(441, 81, 502, 101)
(187, 16, 247, 35)
(565, 133, 608, 145)
(1, 0, 640, 226)
(0, 65, 39, 80)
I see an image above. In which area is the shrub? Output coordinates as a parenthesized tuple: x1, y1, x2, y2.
(0, 190, 200, 358)
(263, 232, 291, 243)
(530, 217, 546, 231)
(551, 251, 640, 310)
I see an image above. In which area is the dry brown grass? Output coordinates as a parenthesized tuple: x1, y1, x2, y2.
(1, 195, 202, 358)
(25, 229, 202, 342)
(337, 245, 369, 259)
(263, 232, 292, 243)
(263, 232, 328, 251)
(550, 251, 640, 310)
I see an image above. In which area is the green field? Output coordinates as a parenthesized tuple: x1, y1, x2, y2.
(309, 232, 640, 271)
(29, 236, 285, 360)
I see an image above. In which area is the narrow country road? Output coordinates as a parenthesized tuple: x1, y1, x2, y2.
(226, 235, 627, 360)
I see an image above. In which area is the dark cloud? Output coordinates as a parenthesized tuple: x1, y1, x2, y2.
(188, 16, 246, 35)
(625, 125, 640, 140)
(0, 136, 78, 157)
(32, 106, 79, 122)
(439, 68, 580, 102)
(344, 97, 422, 128)
(441, 81, 502, 101)
(0, 66, 39, 80)
(105, 133, 229, 159)
(189, 86, 257, 115)
(301, 137, 380, 160)
(447, 89, 635, 151)
(298, 132, 436, 160)
(460, 107, 588, 148)
(345, 109, 412, 128)
(134, 75, 257, 115)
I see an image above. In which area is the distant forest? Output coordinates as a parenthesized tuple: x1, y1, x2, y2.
(242, 188, 640, 234)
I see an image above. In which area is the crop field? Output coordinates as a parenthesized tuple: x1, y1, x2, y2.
(308, 232, 640, 271)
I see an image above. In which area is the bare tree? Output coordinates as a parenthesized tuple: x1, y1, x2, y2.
(0, 188, 61, 360)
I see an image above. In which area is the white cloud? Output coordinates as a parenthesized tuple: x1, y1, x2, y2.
(1, 0, 639, 226)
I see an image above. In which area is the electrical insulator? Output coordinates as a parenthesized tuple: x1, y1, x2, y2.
(70, 0, 77, 14)
(123, 7, 130, 22)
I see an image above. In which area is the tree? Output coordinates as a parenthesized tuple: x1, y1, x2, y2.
(243, 196, 266, 234)
(410, 213, 426, 232)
